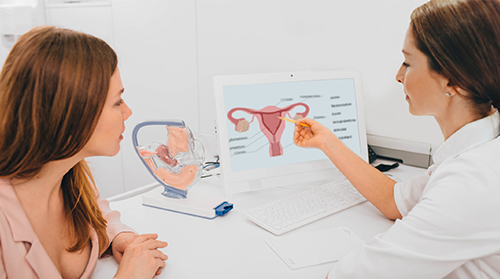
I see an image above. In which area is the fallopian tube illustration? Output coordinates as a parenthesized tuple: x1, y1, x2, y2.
(227, 103, 309, 157)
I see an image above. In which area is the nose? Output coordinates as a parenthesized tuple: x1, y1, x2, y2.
(123, 101, 132, 121)
(396, 64, 405, 84)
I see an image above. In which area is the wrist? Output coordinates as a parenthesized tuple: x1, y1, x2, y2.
(114, 231, 137, 240)
(112, 232, 137, 247)
(319, 133, 341, 152)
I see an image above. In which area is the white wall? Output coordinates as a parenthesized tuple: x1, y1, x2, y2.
(111, 0, 199, 196)
(196, 0, 441, 147)
(0, 39, 7, 64)
(0, 0, 46, 65)
(1, 0, 442, 198)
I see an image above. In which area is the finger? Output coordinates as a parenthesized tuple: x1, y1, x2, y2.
(114, 252, 123, 264)
(294, 125, 308, 137)
(296, 119, 312, 131)
(294, 130, 301, 143)
(294, 122, 303, 133)
(302, 117, 314, 125)
(144, 239, 168, 250)
(156, 258, 166, 269)
(128, 233, 140, 242)
(294, 126, 307, 139)
(152, 249, 169, 260)
(134, 233, 159, 243)
(298, 129, 310, 138)
(296, 117, 311, 126)
(294, 132, 304, 143)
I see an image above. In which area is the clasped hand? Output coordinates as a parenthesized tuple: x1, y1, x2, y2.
(112, 232, 168, 278)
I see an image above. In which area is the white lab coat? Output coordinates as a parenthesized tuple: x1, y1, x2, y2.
(328, 110, 500, 279)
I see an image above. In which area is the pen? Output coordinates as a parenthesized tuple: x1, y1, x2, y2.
(277, 116, 311, 128)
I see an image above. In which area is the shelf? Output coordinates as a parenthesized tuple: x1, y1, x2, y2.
(45, 0, 111, 8)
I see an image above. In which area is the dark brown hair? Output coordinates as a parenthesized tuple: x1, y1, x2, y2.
(0, 26, 117, 254)
(411, 0, 500, 116)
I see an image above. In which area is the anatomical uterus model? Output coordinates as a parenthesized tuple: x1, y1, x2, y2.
(227, 103, 309, 157)
(138, 127, 198, 190)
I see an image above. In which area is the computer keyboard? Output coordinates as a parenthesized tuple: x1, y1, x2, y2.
(244, 178, 366, 235)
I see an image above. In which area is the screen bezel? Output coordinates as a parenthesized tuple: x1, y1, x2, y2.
(213, 71, 368, 199)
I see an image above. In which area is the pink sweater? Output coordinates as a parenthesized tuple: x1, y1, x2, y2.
(0, 178, 134, 279)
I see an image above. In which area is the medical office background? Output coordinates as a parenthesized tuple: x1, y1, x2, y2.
(0, 0, 434, 198)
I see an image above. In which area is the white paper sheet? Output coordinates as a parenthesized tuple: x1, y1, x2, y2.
(265, 226, 364, 270)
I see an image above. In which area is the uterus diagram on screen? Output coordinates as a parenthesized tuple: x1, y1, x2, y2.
(227, 102, 310, 157)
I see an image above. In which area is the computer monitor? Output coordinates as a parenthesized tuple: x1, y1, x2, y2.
(213, 71, 368, 199)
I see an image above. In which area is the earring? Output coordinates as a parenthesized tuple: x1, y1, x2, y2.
(446, 92, 451, 97)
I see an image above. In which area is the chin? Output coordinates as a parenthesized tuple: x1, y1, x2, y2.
(109, 148, 121, 157)
(102, 145, 121, 157)
(408, 107, 424, 116)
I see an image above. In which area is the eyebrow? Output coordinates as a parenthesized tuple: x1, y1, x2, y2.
(117, 88, 125, 95)
(402, 49, 411, 55)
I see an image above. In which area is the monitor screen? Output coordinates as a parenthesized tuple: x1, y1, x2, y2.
(213, 71, 367, 199)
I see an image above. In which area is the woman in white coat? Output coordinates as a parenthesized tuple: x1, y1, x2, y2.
(293, 0, 500, 278)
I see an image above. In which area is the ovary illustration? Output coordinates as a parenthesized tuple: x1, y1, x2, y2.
(227, 102, 309, 157)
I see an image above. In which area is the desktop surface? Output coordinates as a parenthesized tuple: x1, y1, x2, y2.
(93, 161, 424, 279)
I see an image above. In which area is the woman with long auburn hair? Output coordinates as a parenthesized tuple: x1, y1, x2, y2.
(293, 0, 500, 278)
(0, 26, 168, 278)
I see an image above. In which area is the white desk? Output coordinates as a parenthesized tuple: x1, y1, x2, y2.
(92, 161, 424, 279)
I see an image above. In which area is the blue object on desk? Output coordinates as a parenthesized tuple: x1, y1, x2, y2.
(215, 202, 234, 216)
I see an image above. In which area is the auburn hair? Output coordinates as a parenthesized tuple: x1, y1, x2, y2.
(410, 0, 500, 117)
(0, 26, 117, 254)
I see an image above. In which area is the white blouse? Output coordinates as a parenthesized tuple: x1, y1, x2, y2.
(328, 111, 500, 279)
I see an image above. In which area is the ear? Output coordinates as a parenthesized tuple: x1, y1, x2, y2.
(448, 86, 468, 98)
(445, 80, 467, 98)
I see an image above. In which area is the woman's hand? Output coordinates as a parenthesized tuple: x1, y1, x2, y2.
(112, 232, 138, 264)
(293, 118, 337, 151)
(114, 233, 168, 279)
